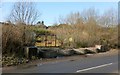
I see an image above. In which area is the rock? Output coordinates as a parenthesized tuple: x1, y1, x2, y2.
(58, 49, 76, 56)
(78, 47, 97, 54)
(95, 45, 109, 53)
(73, 49, 85, 55)
(84, 47, 97, 54)
(26, 59, 29, 63)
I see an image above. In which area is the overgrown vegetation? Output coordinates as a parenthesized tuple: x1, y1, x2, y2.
(49, 8, 118, 48)
(33, 28, 51, 35)
(2, 8, 118, 56)
(2, 24, 52, 56)
(1, 2, 118, 67)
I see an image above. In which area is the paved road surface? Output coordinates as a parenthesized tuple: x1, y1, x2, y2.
(2, 52, 118, 74)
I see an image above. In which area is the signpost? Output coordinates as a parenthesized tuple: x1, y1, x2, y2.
(69, 37, 73, 42)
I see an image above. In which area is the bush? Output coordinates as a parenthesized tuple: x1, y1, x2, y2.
(33, 28, 51, 35)
(2, 24, 34, 56)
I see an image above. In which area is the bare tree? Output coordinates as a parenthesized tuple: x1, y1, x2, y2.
(99, 8, 118, 27)
(81, 8, 99, 24)
(58, 12, 83, 25)
(9, 2, 40, 25)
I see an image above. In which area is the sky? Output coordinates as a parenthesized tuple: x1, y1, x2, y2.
(0, 2, 118, 26)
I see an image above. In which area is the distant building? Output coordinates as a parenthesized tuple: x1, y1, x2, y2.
(0, 22, 10, 25)
(0, 21, 13, 25)
(36, 21, 48, 29)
